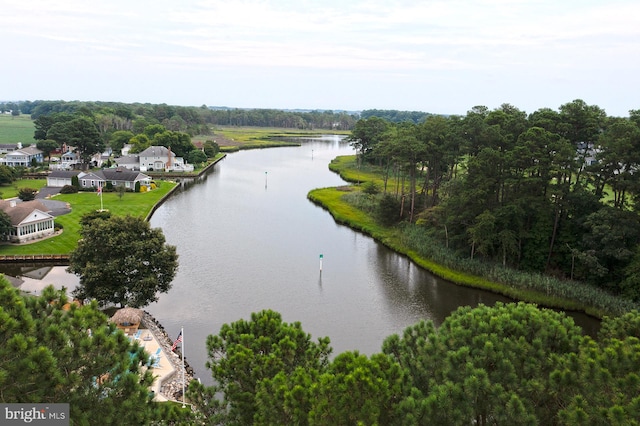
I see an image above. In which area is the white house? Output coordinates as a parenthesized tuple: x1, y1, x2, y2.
(46, 170, 80, 187)
(0, 200, 55, 243)
(136, 146, 194, 172)
(2, 146, 44, 167)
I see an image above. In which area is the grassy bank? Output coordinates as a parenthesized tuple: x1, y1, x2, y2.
(309, 156, 640, 318)
(0, 182, 177, 255)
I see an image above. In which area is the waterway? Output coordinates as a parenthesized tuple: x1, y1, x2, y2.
(0, 136, 600, 385)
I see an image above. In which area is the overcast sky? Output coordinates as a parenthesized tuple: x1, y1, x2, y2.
(2, 0, 639, 116)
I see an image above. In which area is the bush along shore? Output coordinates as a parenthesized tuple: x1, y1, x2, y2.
(308, 158, 640, 319)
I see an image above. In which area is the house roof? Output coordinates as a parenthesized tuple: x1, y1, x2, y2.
(48, 170, 81, 179)
(5, 146, 42, 157)
(114, 156, 139, 166)
(99, 168, 150, 182)
(138, 146, 175, 158)
(0, 200, 52, 226)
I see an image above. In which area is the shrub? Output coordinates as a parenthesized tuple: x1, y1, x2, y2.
(18, 187, 37, 201)
(60, 185, 78, 194)
(376, 194, 401, 226)
(362, 181, 380, 195)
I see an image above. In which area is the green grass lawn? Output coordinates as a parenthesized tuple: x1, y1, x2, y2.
(0, 115, 36, 144)
(0, 180, 47, 199)
(0, 181, 178, 255)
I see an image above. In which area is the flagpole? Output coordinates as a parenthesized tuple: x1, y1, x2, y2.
(181, 326, 185, 408)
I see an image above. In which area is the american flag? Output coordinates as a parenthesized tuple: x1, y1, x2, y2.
(171, 330, 183, 351)
(97, 186, 102, 195)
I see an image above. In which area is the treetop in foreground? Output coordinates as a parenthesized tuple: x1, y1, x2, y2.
(67, 213, 178, 308)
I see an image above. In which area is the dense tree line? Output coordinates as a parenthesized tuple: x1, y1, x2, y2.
(6, 100, 360, 132)
(187, 305, 640, 425)
(346, 100, 640, 302)
(360, 108, 432, 123)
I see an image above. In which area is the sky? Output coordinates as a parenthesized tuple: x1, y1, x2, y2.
(1, 0, 639, 117)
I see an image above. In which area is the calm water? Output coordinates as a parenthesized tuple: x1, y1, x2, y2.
(1, 136, 600, 385)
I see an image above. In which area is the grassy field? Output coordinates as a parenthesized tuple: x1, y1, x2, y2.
(0, 115, 36, 144)
(0, 181, 177, 255)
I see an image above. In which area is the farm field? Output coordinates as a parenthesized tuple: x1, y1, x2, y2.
(0, 115, 35, 144)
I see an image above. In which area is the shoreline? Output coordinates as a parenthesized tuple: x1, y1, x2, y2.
(141, 311, 196, 401)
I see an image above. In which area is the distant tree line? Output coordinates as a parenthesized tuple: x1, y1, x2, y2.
(360, 108, 433, 123)
(31, 105, 219, 169)
(346, 100, 640, 303)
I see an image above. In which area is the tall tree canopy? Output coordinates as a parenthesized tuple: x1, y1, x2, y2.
(0, 278, 162, 424)
(67, 213, 178, 307)
(46, 115, 104, 168)
(187, 309, 332, 425)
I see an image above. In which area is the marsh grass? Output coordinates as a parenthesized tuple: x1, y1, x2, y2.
(310, 157, 640, 317)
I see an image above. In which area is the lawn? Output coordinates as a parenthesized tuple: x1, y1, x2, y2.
(0, 115, 36, 144)
(0, 181, 178, 255)
(0, 180, 47, 199)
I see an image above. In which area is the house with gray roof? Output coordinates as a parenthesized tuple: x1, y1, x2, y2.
(137, 146, 193, 172)
(46, 170, 81, 187)
(2, 146, 44, 167)
(0, 199, 55, 243)
(77, 168, 152, 190)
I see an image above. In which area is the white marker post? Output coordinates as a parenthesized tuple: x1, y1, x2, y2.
(319, 254, 323, 272)
(265, 171, 268, 189)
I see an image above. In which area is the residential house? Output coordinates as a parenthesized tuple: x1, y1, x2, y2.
(2, 146, 44, 167)
(136, 146, 194, 172)
(57, 150, 82, 170)
(0, 143, 19, 154)
(113, 155, 138, 170)
(46, 170, 81, 187)
(0, 200, 55, 243)
(78, 168, 152, 190)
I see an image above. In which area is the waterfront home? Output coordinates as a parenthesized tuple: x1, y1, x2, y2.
(0, 200, 55, 243)
(137, 146, 194, 172)
(1, 146, 44, 167)
(78, 168, 152, 191)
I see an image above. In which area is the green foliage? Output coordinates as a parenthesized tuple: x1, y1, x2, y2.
(135, 181, 141, 192)
(46, 115, 104, 166)
(17, 187, 37, 201)
(383, 302, 583, 424)
(187, 149, 207, 165)
(361, 180, 379, 195)
(188, 309, 332, 425)
(377, 194, 402, 226)
(68, 214, 178, 307)
(59, 184, 78, 194)
(203, 140, 219, 158)
(0, 277, 162, 424)
(0, 209, 12, 237)
(0, 164, 18, 185)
